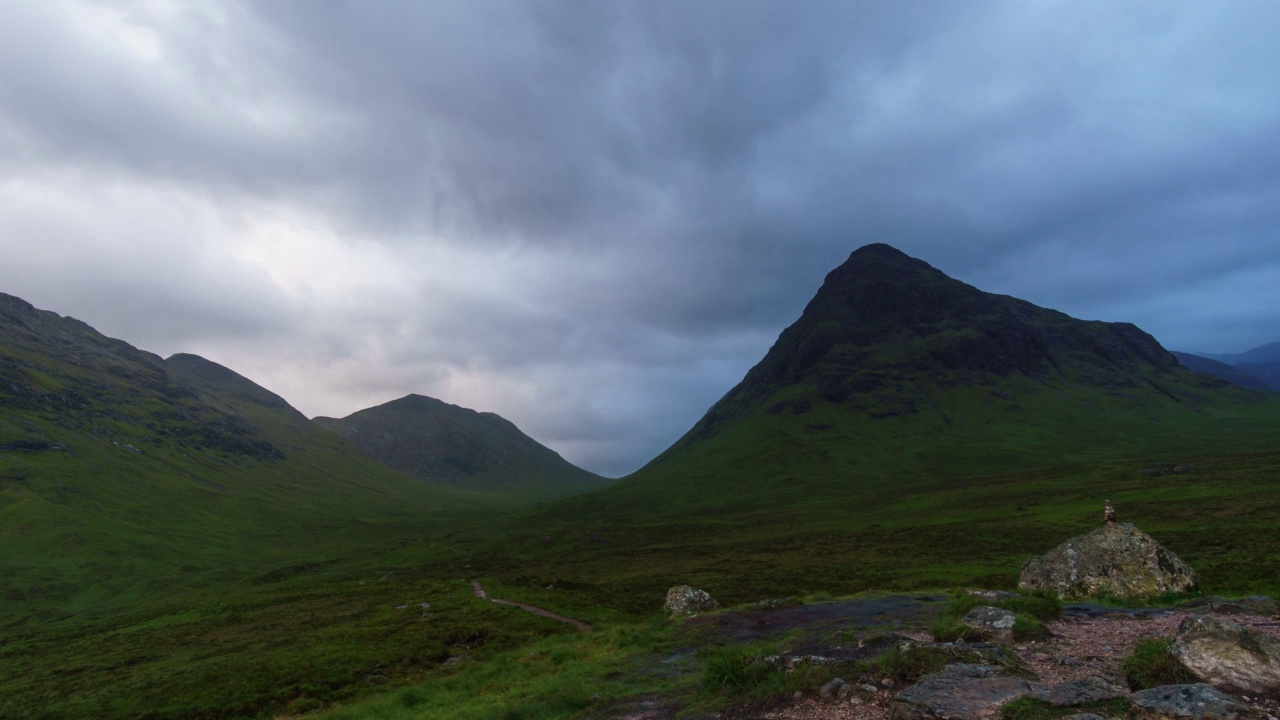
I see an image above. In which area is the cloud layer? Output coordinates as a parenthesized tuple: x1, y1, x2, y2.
(3, 1, 1279, 475)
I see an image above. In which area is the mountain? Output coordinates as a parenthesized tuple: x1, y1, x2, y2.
(0, 292, 498, 624)
(1185, 341, 1280, 391)
(485, 243, 1280, 614)
(314, 394, 607, 499)
(1197, 340, 1280, 366)
(1172, 351, 1274, 391)
(516, 243, 1279, 537)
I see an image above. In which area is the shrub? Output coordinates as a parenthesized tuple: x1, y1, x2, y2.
(1121, 637, 1195, 689)
(702, 644, 777, 694)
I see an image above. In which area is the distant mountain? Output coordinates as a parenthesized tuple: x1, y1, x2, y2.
(1197, 340, 1280, 366)
(1184, 341, 1280, 391)
(314, 394, 607, 499)
(1172, 351, 1274, 392)
(0, 292, 495, 624)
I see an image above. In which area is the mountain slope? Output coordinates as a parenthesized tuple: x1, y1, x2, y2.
(314, 394, 607, 499)
(0, 292, 501, 623)
(480, 244, 1280, 614)
(517, 244, 1279, 524)
(1172, 351, 1274, 391)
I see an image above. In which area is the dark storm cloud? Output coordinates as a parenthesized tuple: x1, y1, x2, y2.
(2, 1, 1280, 475)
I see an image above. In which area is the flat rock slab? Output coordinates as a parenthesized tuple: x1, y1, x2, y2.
(891, 664, 1032, 720)
(1032, 675, 1129, 707)
(1128, 683, 1257, 720)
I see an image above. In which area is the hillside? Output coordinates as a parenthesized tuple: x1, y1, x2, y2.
(0, 292, 521, 718)
(1185, 341, 1280, 391)
(315, 394, 606, 500)
(1172, 351, 1274, 391)
(483, 245, 1280, 613)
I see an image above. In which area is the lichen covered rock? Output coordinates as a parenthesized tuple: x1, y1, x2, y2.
(960, 606, 1017, 643)
(1018, 521, 1197, 600)
(664, 585, 719, 615)
(1128, 683, 1255, 720)
(1172, 615, 1280, 698)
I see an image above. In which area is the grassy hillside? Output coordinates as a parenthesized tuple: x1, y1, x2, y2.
(0, 293, 521, 718)
(314, 394, 608, 500)
(452, 246, 1280, 619)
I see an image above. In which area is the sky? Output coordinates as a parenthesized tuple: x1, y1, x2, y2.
(2, 1, 1279, 477)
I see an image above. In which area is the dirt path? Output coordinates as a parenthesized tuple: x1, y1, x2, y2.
(470, 580, 591, 631)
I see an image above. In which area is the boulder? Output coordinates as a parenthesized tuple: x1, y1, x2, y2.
(1171, 615, 1280, 697)
(890, 664, 1032, 720)
(1018, 521, 1198, 600)
(819, 677, 846, 699)
(663, 585, 719, 615)
(1128, 683, 1256, 720)
(1032, 675, 1129, 707)
(960, 606, 1018, 643)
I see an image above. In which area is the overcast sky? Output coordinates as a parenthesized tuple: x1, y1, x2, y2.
(2, 1, 1279, 476)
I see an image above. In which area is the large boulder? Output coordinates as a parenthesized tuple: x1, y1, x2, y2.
(1018, 521, 1197, 600)
(664, 585, 719, 615)
(890, 664, 1033, 720)
(1171, 615, 1280, 698)
(1128, 683, 1256, 720)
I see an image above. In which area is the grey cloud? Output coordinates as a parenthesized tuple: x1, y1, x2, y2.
(3, 1, 1280, 475)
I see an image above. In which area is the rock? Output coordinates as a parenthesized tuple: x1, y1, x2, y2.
(820, 678, 846, 699)
(664, 585, 719, 615)
(860, 684, 880, 695)
(890, 664, 1032, 720)
(1172, 615, 1280, 697)
(759, 654, 837, 672)
(1128, 683, 1257, 720)
(961, 606, 1018, 643)
(1032, 675, 1129, 706)
(1181, 597, 1279, 617)
(1061, 715, 1107, 720)
(1018, 521, 1198, 600)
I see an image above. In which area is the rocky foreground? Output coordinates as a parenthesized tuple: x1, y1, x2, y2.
(676, 599, 1280, 720)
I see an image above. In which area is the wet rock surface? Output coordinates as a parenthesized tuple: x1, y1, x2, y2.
(1031, 675, 1128, 706)
(890, 664, 1033, 720)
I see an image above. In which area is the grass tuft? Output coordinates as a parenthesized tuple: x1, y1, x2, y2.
(1121, 637, 1195, 689)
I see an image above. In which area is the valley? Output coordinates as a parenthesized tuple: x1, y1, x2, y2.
(3, 246, 1280, 719)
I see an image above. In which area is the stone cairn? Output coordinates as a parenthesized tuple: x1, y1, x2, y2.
(1104, 500, 1116, 524)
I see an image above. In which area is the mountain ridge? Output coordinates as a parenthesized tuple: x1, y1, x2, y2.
(314, 393, 607, 499)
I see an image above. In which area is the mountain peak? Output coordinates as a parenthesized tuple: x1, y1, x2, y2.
(667, 244, 1189, 446)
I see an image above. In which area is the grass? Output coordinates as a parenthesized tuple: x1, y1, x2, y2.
(1000, 696, 1131, 720)
(1121, 637, 1196, 690)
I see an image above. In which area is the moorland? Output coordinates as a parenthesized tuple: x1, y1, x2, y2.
(2, 244, 1279, 719)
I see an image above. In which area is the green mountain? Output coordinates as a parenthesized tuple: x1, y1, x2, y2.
(314, 394, 607, 500)
(493, 244, 1280, 610)
(0, 292, 498, 622)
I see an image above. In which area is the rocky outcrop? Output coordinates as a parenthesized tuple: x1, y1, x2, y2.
(1172, 616, 1280, 698)
(960, 606, 1017, 643)
(1018, 518, 1198, 600)
(890, 664, 1033, 720)
(664, 585, 719, 615)
(1128, 683, 1257, 720)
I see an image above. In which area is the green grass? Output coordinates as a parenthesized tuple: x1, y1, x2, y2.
(1121, 637, 1196, 690)
(1000, 696, 1131, 720)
